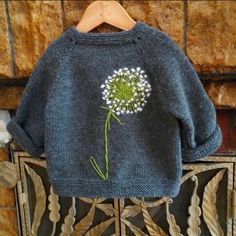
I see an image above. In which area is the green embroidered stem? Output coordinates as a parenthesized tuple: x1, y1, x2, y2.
(92, 67, 151, 179)
(90, 109, 123, 180)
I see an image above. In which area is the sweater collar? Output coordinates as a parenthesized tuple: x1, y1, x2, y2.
(65, 21, 147, 44)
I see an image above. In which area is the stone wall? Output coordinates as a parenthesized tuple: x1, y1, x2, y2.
(0, 149, 18, 235)
(0, 1, 236, 234)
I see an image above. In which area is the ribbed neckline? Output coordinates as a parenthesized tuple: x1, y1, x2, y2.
(65, 20, 148, 44)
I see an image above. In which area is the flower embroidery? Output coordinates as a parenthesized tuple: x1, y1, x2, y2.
(90, 67, 151, 180)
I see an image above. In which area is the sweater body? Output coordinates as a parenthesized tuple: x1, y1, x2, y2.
(7, 21, 222, 198)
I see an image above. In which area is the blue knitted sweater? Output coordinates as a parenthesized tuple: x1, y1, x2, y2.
(7, 21, 222, 198)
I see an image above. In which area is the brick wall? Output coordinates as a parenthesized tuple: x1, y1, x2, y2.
(0, 1, 236, 234)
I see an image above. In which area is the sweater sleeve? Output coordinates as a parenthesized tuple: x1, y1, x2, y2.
(157, 39, 222, 162)
(6, 49, 51, 158)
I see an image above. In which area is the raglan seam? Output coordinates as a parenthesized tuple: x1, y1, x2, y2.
(147, 29, 220, 159)
(156, 75, 195, 149)
(7, 39, 74, 157)
(145, 31, 195, 150)
(45, 43, 75, 102)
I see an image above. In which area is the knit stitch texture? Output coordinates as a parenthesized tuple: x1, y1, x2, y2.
(6, 21, 222, 198)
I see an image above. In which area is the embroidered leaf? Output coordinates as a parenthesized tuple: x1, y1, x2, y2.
(25, 164, 46, 236)
(84, 217, 116, 236)
(166, 199, 183, 236)
(73, 199, 96, 235)
(111, 112, 124, 125)
(60, 197, 76, 236)
(141, 200, 168, 236)
(187, 176, 201, 236)
(202, 169, 225, 236)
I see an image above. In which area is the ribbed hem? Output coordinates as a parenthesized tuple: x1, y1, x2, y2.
(49, 176, 181, 198)
(64, 20, 147, 44)
(182, 125, 222, 162)
(6, 118, 44, 157)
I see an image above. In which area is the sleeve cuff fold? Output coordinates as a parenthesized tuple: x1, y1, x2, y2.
(6, 118, 44, 158)
(182, 125, 222, 162)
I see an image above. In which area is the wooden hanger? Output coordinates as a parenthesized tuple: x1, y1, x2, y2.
(75, 0, 136, 33)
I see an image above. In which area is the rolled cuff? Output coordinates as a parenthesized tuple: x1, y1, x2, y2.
(6, 118, 44, 158)
(182, 125, 222, 162)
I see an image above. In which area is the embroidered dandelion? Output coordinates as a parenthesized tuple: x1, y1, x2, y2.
(90, 67, 151, 180)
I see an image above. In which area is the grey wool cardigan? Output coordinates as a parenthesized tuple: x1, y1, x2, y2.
(7, 21, 222, 198)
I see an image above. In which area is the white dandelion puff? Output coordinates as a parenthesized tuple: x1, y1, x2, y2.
(99, 67, 151, 115)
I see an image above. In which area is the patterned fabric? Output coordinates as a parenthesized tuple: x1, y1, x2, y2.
(6, 21, 222, 198)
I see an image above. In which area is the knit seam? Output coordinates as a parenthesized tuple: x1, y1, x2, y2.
(45, 44, 75, 102)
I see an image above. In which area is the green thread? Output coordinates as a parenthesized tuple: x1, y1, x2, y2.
(89, 67, 151, 180)
(90, 108, 124, 180)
